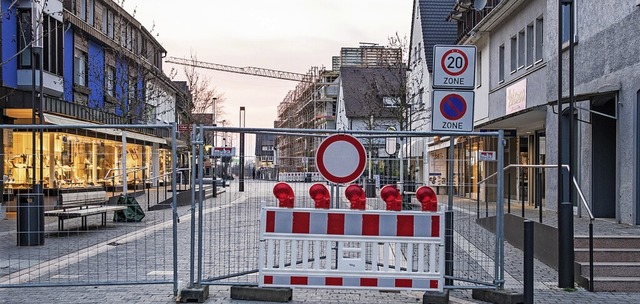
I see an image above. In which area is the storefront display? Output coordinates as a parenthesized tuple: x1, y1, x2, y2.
(3, 131, 168, 194)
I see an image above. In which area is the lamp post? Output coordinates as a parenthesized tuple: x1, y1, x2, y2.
(557, 0, 575, 288)
(239, 106, 246, 192)
(212, 97, 217, 178)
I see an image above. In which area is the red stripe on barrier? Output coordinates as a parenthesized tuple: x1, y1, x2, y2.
(362, 214, 379, 236)
(327, 213, 345, 235)
(395, 278, 412, 288)
(264, 276, 273, 284)
(397, 215, 414, 237)
(291, 276, 308, 285)
(292, 212, 310, 233)
(431, 215, 440, 237)
(360, 278, 377, 287)
(430, 280, 438, 289)
(266, 211, 275, 233)
(325, 277, 343, 286)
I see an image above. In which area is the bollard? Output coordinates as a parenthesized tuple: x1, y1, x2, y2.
(524, 220, 533, 304)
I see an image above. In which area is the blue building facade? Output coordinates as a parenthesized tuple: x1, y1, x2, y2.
(0, 0, 183, 198)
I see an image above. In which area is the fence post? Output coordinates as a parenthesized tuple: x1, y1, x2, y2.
(524, 220, 534, 304)
(445, 210, 454, 286)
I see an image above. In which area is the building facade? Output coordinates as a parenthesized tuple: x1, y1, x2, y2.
(440, 0, 640, 225)
(0, 0, 182, 199)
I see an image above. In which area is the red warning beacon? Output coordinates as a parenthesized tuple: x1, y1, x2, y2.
(344, 184, 366, 210)
(309, 183, 330, 209)
(380, 185, 402, 211)
(415, 186, 438, 211)
(273, 182, 295, 208)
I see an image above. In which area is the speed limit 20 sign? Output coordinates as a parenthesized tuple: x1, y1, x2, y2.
(433, 45, 476, 89)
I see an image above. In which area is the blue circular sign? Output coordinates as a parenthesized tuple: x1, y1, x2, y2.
(440, 94, 467, 120)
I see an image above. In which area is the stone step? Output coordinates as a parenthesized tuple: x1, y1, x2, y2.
(575, 236, 640, 249)
(575, 248, 640, 263)
(576, 261, 640, 277)
(578, 276, 640, 292)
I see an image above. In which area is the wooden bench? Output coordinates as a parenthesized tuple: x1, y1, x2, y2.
(44, 191, 127, 230)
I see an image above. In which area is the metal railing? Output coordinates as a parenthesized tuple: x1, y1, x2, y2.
(477, 163, 595, 291)
(103, 166, 147, 197)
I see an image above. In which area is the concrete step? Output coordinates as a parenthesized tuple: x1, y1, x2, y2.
(578, 276, 640, 292)
(576, 261, 640, 277)
(575, 236, 640, 249)
(575, 248, 640, 263)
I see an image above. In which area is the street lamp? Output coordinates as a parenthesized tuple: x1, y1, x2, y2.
(239, 106, 246, 192)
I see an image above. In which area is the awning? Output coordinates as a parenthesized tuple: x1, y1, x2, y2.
(43, 113, 167, 144)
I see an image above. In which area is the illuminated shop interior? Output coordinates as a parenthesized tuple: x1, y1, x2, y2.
(3, 130, 170, 191)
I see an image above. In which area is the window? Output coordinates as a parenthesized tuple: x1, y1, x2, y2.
(17, 10, 32, 68)
(106, 10, 114, 38)
(561, 2, 577, 44)
(128, 77, 137, 101)
(105, 66, 115, 96)
(475, 51, 481, 87)
(526, 24, 534, 67)
(79, 0, 86, 21)
(510, 36, 517, 72)
(383, 96, 400, 108)
(43, 15, 64, 76)
(87, 0, 94, 26)
(499, 44, 505, 82)
(535, 17, 544, 62)
(74, 48, 87, 86)
(518, 29, 525, 68)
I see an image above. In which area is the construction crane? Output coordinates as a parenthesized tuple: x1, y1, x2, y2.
(165, 57, 313, 82)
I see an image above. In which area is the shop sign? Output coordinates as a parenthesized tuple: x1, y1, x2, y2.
(478, 151, 496, 161)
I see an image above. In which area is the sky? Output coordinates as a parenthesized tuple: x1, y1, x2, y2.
(122, 0, 414, 129)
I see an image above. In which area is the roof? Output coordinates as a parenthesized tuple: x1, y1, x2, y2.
(416, 0, 458, 73)
(339, 67, 406, 119)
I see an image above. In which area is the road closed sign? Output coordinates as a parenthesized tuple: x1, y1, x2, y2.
(433, 45, 476, 89)
(431, 90, 475, 132)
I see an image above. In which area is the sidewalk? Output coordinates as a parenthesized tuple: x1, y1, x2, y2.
(2, 188, 640, 303)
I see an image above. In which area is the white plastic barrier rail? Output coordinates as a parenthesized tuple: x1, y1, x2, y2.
(258, 207, 445, 291)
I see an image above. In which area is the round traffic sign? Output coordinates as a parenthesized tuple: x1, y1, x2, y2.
(316, 134, 366, 184)
(440, 49, 469, 76)
(440, 93, 467, 120)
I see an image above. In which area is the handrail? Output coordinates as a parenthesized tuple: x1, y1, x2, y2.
(476, 162, 595, 291)
(145, 168, 190, 182)
(104, 166, 147, 180)
(477, 163, 594, 221)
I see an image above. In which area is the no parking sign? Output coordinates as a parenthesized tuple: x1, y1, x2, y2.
(431, 90, 475, 132)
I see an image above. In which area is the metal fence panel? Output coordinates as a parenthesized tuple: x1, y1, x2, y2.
(191, 127, 504, 290)
(0, 124, 178, 292)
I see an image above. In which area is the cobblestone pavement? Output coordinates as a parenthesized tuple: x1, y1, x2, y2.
(2, 182, 640, 303)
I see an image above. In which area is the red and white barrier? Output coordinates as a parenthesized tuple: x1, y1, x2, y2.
(258, 207, 445, 291)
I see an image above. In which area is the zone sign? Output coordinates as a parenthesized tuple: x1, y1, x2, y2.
(431, 90, 475, 132)
(433, 45, 476, 89)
